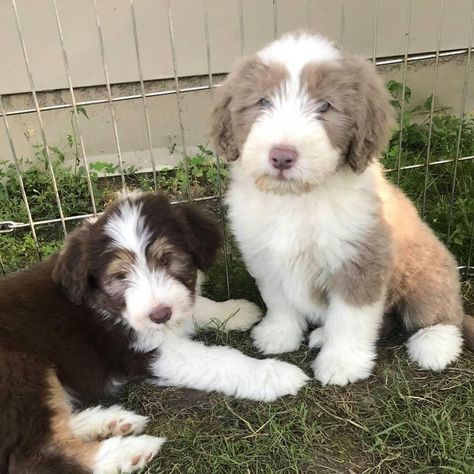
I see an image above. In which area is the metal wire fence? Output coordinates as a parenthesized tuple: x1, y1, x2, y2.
(1, 0, 473, 283)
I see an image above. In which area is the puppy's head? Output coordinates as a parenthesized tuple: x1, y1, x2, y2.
(211, 32, 394, 194)
(52, 192, 221, 336)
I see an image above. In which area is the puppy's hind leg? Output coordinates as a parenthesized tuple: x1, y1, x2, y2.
(45, 372, 165, 474)
(402, 268, 464, 371)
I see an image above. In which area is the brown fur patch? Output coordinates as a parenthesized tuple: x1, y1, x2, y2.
(332, 214, 393, 306)
(211, 58, 289, 161)
(301, 57, 394, 174)
(52, 222, 93, 305)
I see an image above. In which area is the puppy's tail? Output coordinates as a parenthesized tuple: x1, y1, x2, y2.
(463, 314, 474, 351)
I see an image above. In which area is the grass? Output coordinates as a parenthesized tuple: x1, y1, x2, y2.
(119, 289, 474, 473)
(1, 82, 474, 472)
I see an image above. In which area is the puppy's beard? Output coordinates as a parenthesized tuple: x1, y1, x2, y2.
(254, 174, 315, 195)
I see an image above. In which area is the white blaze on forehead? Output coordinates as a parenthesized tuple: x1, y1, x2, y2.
(104, 199, 151, 255)
(258, 33, 340, 80)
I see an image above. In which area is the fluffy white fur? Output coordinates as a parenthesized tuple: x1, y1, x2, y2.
(406, 324, 463, 371)
(150, 333, 309, 402)
(259, 32, 340, 79)
(227, 166, 382, 384)
(70, 405, 148, 442)
(94, 435, 166, 474)
(311, 296, 384, 385)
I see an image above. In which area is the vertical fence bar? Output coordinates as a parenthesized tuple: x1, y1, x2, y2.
(340, 1, 345, 50)
(273, 0, 278, 38)
(395, 0, 412, 185)
(11, 0, 67, 236)
(421, 0, 445, 216)
(0, 94, 40, 256)
(306, 0, 312, 29)
(446, 0, 474, 246)
(0, 254, 5, 275)
(466, 221, 474, 277)
(51, 0, 97, 216)
(130, 0, 158, 191)
(91, 0, 126, 191)
(372, 0, 379, 64)
(239, 0, 245, 55)
(166, 0, 190, 200)
(202, 0, 231, 298)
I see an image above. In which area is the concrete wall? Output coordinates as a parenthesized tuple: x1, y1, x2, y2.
(1, 0, 473, 170)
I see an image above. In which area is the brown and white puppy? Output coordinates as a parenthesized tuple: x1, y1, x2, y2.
(0, 191, 308, 474)
(211, 32, 474, 386)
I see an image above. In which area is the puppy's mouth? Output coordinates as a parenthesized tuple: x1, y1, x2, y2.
(275, 170, 290, 180)
(254, 173, 313, 195)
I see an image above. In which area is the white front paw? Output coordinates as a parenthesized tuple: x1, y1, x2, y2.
(251, 317, 302, 354)
(308, 327, 325, 349)
(312, 349, 375, 386)
(94, 435, 165, 474)
(247, 359, 309, 402)
(219, 299, 262, 331)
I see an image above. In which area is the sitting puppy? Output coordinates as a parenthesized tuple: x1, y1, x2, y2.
(211, 32, 474, 386)
(0, 191, 308, 473)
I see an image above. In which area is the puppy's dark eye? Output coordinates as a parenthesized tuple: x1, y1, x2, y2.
(158, 255, 170, 267)
(316, 101, 330, 113)
(114, 272, 127, 281)
(258, 98, 272, 108)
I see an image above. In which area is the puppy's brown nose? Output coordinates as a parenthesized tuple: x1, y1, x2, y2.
(269, 145, 298, 170)
(149, 305, 172, 324)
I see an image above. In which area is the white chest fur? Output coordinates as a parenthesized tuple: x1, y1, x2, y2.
(226, 165, 380, 316)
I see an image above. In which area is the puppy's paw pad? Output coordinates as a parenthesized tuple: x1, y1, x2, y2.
(312, 350, 375, 386)
(94, 435, 165, 474)
(71, 405, 148, 441)
(251, 319, 302, 354)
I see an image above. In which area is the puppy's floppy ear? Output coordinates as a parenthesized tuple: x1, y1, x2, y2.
(343, 57, 395, 173)
(178, 204, 223, 270)
(52, 220, 93, 304)
(210, 78, 240, 162)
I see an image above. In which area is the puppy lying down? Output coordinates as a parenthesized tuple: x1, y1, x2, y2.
(0, 191, 308, 473)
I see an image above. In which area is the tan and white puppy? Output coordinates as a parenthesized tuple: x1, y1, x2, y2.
(211, 32, 474, 386)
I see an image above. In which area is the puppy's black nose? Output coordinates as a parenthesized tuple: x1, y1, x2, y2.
(149, 305, 172, 324)
(269, 145, 298, 170)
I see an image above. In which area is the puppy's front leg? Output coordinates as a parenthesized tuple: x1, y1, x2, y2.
(150, 335, 309, 402)
(251, 282, 307, 355)
(312, 294, 384, 386)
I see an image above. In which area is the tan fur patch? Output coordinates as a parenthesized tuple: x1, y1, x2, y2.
(105, 249, 136, 279)
(146, 237, 175, 265)
(45, 371, 99, 468)
(379, 178, 464, 330)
